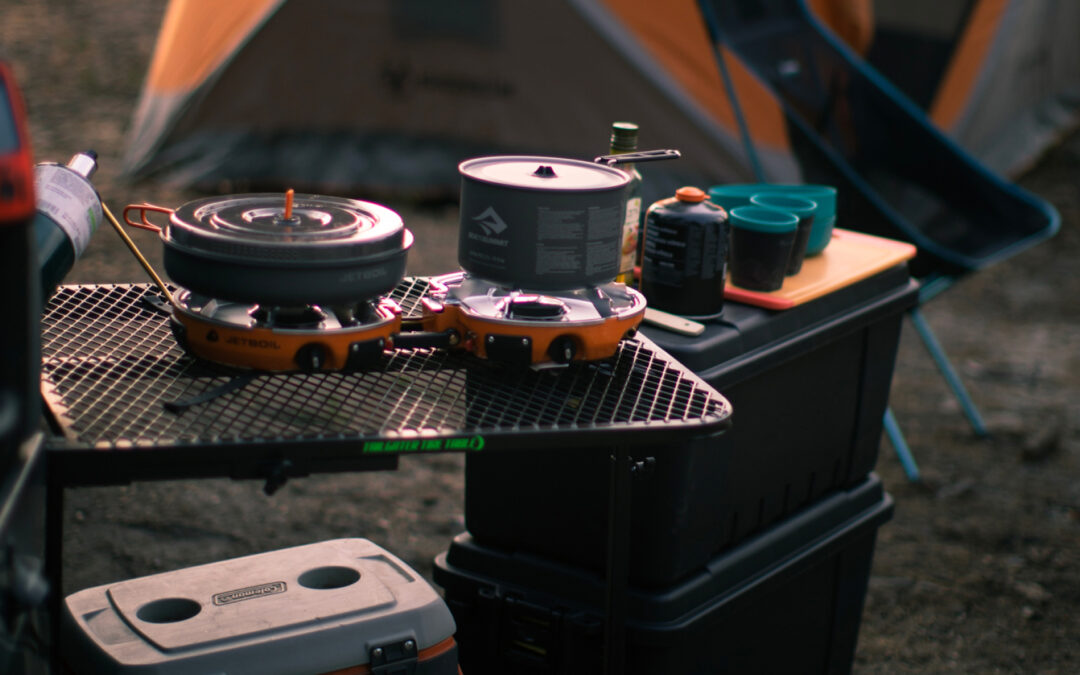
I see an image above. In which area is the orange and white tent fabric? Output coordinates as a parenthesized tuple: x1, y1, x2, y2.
(121, 0, 799, 196)
(122, 0, 1079, 196)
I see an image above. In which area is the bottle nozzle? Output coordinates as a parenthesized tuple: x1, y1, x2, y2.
(66, 151, 98, 180)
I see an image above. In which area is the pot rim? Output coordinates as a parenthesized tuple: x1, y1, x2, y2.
(459, 155, 631, 192)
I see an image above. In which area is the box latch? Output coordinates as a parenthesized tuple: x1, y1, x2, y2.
(370, 638, 419, 675)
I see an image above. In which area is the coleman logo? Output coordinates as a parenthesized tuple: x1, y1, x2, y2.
(472, 206, 509, 235)
(225, 336, 282, 349)
(213, 581, 287, 605)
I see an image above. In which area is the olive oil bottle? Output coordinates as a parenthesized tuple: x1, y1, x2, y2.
(609, 122, 643, 285)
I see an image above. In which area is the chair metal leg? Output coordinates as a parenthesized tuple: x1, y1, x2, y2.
(884, 407, 920, 482)
(908, 307, 989, 436)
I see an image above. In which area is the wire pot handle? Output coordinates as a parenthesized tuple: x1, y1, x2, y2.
(105, 202, 175, 306)
(593, 148, 681, 166)
(122, 203, 174, 232)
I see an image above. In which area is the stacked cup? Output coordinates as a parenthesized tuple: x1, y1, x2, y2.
(750, 194, 816, 275)
(708, 183, 838, 255)
(709, 183, 838, 291)
(726, 206, 798, 291)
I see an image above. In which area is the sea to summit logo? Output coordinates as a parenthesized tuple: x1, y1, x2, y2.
(468, 207, 511, 247)
(473, 206, 509, 235)
(212, 581, 287, 606)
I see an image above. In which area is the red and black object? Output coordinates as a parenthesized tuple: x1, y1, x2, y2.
(0, 60, 39, 472)
(0, 60, 51, 672)
(0, 62, 34, 225)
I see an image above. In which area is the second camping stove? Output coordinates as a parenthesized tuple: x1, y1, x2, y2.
(130, 191, 413, 372)
(419, 272, 646, 366)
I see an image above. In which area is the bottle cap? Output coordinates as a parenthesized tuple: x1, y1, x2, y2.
(610, 122, 639, 152)
(675, 186, 706, 203)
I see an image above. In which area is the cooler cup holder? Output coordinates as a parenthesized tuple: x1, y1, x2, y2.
(297, 565, 361, 590)
(136, 597, 202, 624)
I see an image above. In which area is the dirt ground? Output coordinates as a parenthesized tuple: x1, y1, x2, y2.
(4, 1, 1078, 672)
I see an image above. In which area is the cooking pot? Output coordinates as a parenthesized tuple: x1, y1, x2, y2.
(457, 150, 678, 290)
(156, 192, 412, 306)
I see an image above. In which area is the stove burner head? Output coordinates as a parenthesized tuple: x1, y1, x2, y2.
(249, 305, 328, 329)
(497, 295, 569, 321)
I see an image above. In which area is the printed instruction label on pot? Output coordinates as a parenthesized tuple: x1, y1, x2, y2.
(35, 164, 102, 256)
(536, 246, 580, 274)
(537, 208, 585, 239)
(533, 204, 620, 277)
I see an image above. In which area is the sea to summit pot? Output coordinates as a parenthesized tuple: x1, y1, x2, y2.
(457, 155, 632, 290)
(161, 193, 412, 306)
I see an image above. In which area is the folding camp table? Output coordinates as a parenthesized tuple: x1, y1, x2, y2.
(38, 278, 731, 675)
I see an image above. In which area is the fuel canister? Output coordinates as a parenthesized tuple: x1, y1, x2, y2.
(34, 150, 102, 302)
(640, 186, 728, 319)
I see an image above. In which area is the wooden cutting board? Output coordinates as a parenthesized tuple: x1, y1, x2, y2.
(724, 229, 917, 310)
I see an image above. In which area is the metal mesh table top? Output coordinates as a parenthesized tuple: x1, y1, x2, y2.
(40, 281, 731, 482)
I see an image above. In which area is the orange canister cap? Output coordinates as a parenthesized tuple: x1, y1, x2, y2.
(675, 186, 707, 202)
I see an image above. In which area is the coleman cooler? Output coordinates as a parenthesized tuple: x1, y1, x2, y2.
(61, 538, 459, 674)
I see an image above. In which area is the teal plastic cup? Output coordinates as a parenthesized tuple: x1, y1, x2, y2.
(706, 183, 774, 214)
(709, 183, 837, 254)
(728, 206, 799, 291)
(750, 193, 817, 275)
(805, 214, 836, 255)
(769, 185, 836, 254)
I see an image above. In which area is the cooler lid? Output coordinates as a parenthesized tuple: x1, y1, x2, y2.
(63, 539, 456, 673)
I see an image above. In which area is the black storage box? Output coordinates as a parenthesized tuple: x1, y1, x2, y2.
(437, 475, 893, 675)
(464, 265, 917, 587)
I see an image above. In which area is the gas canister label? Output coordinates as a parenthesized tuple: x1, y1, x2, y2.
(34, 164, 102, 256)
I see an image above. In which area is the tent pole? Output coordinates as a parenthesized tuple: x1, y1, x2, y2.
(697, 0, 767, 181)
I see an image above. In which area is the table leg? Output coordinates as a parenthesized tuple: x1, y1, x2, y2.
(604, 447, 633, 675)
(44, 460, 63, 669)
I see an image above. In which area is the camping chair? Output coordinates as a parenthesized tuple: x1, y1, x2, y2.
(697, 0, 1061, 480)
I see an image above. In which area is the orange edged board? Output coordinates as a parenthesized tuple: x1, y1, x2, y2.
(724, 229, 917, 310)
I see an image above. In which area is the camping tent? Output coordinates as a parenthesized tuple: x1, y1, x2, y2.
(123, 0, 1080, 198)
(122, 0, 796, 199)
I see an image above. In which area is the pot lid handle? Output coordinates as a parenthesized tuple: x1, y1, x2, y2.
(594, 148, 681, 166)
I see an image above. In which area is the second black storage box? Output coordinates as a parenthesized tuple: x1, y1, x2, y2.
(438, 474, 893, 675)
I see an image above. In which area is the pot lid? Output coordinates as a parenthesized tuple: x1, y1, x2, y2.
(165, 193, 407, 265)
(459, 155, 630, 191)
